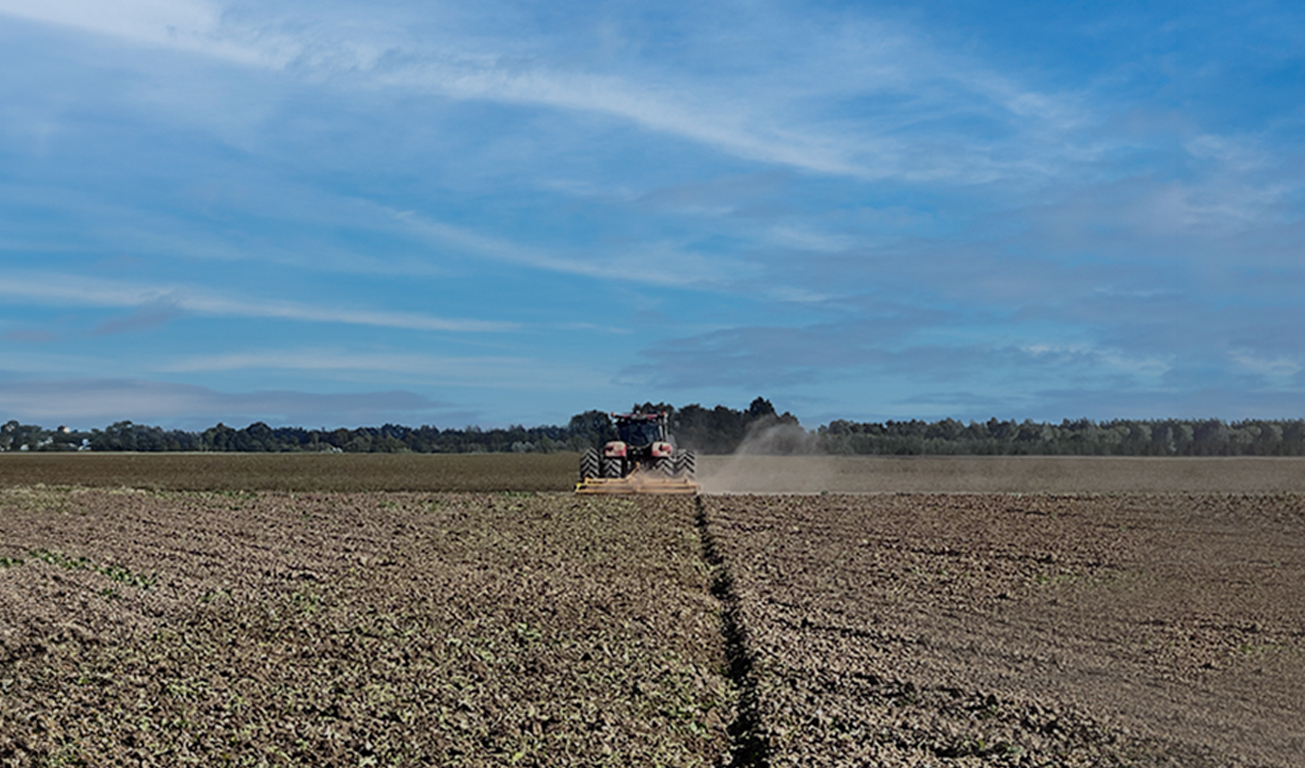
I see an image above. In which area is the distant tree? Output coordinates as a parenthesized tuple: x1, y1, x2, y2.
(0, 420, 18, 451)
(202, 423, 238, 452)
(567, 410, 617, 448)
(747, 397, 776, 418)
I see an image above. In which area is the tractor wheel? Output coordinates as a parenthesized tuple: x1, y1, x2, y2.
(655, 457, 674, 476)
(580, 448, 599, 480)
(601, 458, 622, 478)
(675, 450, 697, 478)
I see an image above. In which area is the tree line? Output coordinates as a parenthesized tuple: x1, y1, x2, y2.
(4, 399, 1305, 456)
(814, 416, 1305, 456)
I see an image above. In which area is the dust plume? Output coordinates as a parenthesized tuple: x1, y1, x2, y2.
(696, 420, 837, 494)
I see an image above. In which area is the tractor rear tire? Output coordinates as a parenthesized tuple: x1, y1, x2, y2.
(580, 448, 600, 480)
(601, 458, 622, 478)
(655, 457, 674, 476)
(675, 450, 696, 478)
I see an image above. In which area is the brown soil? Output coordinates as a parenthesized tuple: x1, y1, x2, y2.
(704, 493, 1305, 766)
(698, 455, 1305, 494)
(0, 488, 727, 766)
(5, 456, 1304, 766)
(0, 453, 578, 493)
(8, 453, 1305, 494)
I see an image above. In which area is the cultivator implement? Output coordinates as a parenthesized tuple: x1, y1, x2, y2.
(575, 470, 699, 495)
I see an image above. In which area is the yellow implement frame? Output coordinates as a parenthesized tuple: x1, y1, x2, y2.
(575, 470, 699, 495)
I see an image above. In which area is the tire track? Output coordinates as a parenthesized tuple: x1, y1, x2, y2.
(694, 495, 770, 767)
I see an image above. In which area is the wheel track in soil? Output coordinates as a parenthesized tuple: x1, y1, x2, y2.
(694, 495, 771, 768)
(696, 492, 1305, 767)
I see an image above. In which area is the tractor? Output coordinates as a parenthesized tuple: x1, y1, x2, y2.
(575, 411, 698, 494)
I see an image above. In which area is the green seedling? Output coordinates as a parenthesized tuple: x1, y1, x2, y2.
(29, 548, 89, 570)
(28, 549, 157, 589)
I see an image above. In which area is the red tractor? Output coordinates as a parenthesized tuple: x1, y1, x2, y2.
(576, 411, 697, 494)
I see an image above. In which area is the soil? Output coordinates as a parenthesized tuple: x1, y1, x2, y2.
(6, 453, 1305, 494)
(0, 488, 727, 766)
(705, 493, 1305, 766)
(0, 453, 577, 493)
(4, 456, 1303, 766)
(698, 455, 1305, 495)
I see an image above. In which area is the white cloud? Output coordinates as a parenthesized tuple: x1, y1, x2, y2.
(0, 0, 216, 41)
(0, 272, 514, 332)
(0, 177, 745, 289)
(1124, 179, 1290, 239)
(1230, 350, 1302, 379)
(0, 0, 276, 65)
(764, 225, 855, 253)
(392, 208, 752, 288)
(0, 376, 452, 427)
(1184, 134, 1270, 172)
(0, 0, 1085, 184)
(160, 348, 608, 390)
(385, 64, 867, 177)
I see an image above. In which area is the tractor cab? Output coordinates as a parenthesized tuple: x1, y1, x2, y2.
(615, 412, 666, 447)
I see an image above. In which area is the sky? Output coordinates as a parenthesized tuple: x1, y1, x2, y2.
(1, 0, 1303, 430)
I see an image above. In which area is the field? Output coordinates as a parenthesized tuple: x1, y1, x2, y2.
(2, 454, 1304, 766)
(0, 487, 727, 766)
(5, 453, 1305, 494)
(706, 493, 1305, 766)
(0, 453, 576, 493)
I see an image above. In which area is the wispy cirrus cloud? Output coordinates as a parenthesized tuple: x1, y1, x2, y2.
(0, 376, 459, 428)
(161, 348, 611, 390)
(0, 0, 283, 66)
(0, 272, 514, 333)
(391, 208, 752, 288)
(93, 296, 183, 336)
(0, 0, 1085, 184)
(0, 176, 746, 290)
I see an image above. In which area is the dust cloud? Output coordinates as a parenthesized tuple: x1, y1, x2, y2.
(696, 422, 837, 494)
(697, 455, 1305, 495)
(688, 419, 1305, 494)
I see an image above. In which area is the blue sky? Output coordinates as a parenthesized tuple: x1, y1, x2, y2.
(1, 0, 1303, 430)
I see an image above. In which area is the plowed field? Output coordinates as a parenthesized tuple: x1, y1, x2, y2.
(7, 453, 1305, 495)
(705, 493, 1305, 766)
(0, 489, 728, 766)
(0, 453, 575, 493)
(4, 455, 1304, 766)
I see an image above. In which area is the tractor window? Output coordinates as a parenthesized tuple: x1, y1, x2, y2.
(618, 420, 661, 446)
